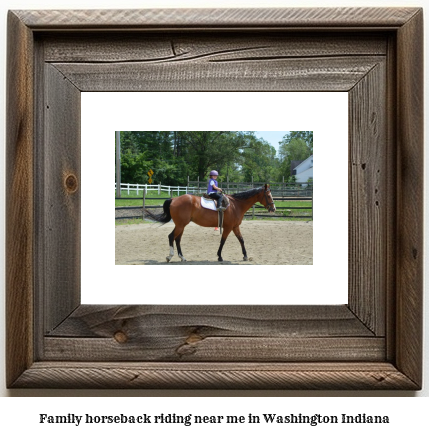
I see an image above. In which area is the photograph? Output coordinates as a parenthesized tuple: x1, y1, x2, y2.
(114, 131, 313, 266)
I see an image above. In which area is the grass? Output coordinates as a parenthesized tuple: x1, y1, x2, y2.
(252, 199, 312, 219)
(244, 217, 312, 222)
(115, 190, 313, 222)
(115, 190, 180, 207)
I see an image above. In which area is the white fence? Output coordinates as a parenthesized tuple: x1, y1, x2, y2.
(115, 182, 203, 197)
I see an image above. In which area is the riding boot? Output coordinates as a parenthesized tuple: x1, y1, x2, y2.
(217, 195, 225, 211)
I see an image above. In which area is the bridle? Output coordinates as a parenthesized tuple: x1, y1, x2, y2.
(263, 188, 276, 212)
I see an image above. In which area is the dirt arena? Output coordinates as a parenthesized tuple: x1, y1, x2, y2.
(115, 220, 312, 265)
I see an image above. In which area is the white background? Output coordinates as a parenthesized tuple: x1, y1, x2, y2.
(82, 92, 348, 305)
(0, 0, 428, 425)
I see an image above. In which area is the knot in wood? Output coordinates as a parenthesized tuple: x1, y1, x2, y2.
(64, 174, 78, 193)
(114, 331, 128, 343)
(186, 333, 203, 344)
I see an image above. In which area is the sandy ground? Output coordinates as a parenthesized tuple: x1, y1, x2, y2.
(115, 220, 312, 265)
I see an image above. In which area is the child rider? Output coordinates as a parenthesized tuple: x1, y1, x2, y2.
(207, 170, 225, 211)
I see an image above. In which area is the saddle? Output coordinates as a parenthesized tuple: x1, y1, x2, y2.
(201, 194, 230, 210)
(201, 194, 229, 235)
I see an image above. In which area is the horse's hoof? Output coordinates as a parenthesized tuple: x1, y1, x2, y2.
(218, 257, 223, 262)
(166, 257, 171, 263)
(180, 257, 187, 262)
(243, 256, 249, 261)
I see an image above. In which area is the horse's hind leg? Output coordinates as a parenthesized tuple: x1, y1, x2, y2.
(175, 230, 186, 262)
(166, 229, 176, 262)
(167, 198, 191, 262)
(166, 227, 186, 262)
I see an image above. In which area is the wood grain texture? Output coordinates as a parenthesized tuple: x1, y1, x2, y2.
(43, 64, 81, 333)
(395, 9, 424, 387)
(14, 8, 420, 29)
(42, 33, 388, 63)
(348, 61, 386, 335)
(44, 337, 385, 362)
(384, 33, 398, 363)
(5, 11, 34, 388)
(33, 38, 47, 361)
(11, 362, 419, 390)
(48, 305, 375, 338)
(52, 56, 383, 92)
(6, 8, 423, 390)
(43, 305, 380, 362)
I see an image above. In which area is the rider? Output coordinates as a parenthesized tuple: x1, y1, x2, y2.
(207, 170, 225, 211)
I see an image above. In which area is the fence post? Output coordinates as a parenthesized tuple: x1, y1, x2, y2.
(127, 183, 130, 195)
(197, 176, 200, 193)
(115, 131, 121, 198)
(168, 185, 170, 196)
(142, 189, 146, 221)
(158, 183, 161, 195)
(145, 184, 147, 194)
(252, 205, 255, 219)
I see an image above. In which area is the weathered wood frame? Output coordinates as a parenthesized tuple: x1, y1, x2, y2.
(6, 8, 423, 389)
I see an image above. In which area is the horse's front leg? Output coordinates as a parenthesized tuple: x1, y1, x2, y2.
(217, 228, 232, 262)
(233, 226, 248, 261)
(175, 230, 186, 262)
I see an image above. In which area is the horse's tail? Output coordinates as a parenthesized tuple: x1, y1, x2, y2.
(143, 198, 172, 224)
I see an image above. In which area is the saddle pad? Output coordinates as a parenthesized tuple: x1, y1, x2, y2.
(200, 196, 230, 211)
(201, 196, 217, 211)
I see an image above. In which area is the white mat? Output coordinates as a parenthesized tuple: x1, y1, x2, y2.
(201, 196, 217, 211)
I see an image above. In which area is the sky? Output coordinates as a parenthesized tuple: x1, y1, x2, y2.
(254, 131, 289, 153)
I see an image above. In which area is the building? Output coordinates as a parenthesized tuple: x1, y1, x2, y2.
(292, 155, 313, 183)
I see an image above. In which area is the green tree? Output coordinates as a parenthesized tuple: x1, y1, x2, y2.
(117, 130, 287, 185)
(120, 150, 153, 185)
(284, 131, 313, 153)
(120, 131, 174, 159)
(241, 133, 278, 182)
(177, 131, 244, 179)
(278, 131, 313, 180)
(119, 131, 192, 185)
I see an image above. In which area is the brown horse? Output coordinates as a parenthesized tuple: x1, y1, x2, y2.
(144, 184, 276, 262)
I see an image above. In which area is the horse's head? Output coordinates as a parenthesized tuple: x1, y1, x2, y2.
(262, 184, 276, 212)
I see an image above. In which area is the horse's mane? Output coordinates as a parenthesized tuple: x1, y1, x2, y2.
(230, 187, 263, 200)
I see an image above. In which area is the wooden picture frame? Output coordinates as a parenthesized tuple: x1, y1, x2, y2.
(6, 8, 423, 389)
